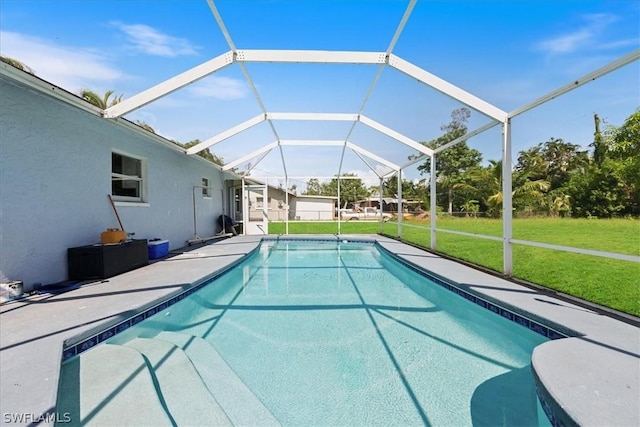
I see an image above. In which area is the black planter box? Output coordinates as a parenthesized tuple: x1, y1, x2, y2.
(68, 239, 149, 280)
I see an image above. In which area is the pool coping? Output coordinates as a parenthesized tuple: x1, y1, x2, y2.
(60, 236, 570, 362)
(1, 234, 638, 426)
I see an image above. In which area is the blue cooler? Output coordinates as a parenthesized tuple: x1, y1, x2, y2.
(148, 239, 169, 260)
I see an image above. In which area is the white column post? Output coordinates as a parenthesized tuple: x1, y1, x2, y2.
(397, 169, 403, 238)
(430, 154, 437, 250)
(337, 177, 341, 235)
(285, 178, 289, 235)
(241, 178, 247, 236)
(264, 178, 269, 234)
(379, 177, 384, 234)
(502, 118, 513, 276)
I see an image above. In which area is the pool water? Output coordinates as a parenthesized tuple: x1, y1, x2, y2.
(72, 240, 552, 425)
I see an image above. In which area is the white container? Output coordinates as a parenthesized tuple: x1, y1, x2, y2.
(0, 281, 24, 303)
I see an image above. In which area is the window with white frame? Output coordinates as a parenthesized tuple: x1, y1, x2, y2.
(112, 151, 146, 202)
(202, 177, 211, 197)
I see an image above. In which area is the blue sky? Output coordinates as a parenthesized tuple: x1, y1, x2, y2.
(1, 0, 638, 188)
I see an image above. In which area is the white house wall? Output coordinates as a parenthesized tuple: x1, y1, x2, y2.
(0, 75, 229, 291)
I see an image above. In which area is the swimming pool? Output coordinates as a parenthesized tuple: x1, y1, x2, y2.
(57, 239, 559, 426)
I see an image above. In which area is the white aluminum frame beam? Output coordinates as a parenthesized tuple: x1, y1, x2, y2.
(104, 51, 234, 118)
(359, 115, 434, 156)
(267, 112, 358, 121)
(253, 176, 374, 180)
(382, 169, 400, 180)
(244, 150, 271, 176)
(385, 0, 417, 55)
(222, 141, 278, 170)
(392, 120, 500, 175)
(344, 0, 417, 143)
(186, 114, 266, 155)
(509, 49, 640, 118)
(346, 141, 399, 171)
(388, 54, 507, 121)
(237, 49, 387, 65)
(434, 120, 500, 154)
(353, 151, 384, 179)
(279, 140, 346, 146)
(207, 1, 286, 178)
(206, 0, 237, 50)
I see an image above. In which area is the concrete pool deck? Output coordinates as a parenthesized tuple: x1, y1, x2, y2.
(0, 235, 638, 426)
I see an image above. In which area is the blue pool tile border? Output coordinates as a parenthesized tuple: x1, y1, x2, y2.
(533, 368, 575, 427)
(62, 236, 568, 362)
(61, 245, 261, 362)
(60, 236, 577, 427)
(60, 237, 378, 360)
(376, 242, 570, 341)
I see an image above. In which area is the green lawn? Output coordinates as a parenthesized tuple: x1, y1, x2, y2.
(268, 218, 640, 317)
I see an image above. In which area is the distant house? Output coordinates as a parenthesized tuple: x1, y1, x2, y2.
(244, 183, 294, 222)
(235, 183, 338, 222)
(290, 195, 338, 220)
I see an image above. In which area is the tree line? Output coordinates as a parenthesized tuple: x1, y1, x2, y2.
(302, 107, 639, 218)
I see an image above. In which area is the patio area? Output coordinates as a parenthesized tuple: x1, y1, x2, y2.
(0, 235, 637, 426)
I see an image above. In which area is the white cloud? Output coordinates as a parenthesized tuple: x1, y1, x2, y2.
(111, 22, 198, 57)
(537, 29, 592, 54)
(186, 76, 249, 100)
(535, 13, 619, 55)
(0, 31, 125, 92)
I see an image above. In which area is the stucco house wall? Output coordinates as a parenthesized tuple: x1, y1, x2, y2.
(0, 73, 230, 291)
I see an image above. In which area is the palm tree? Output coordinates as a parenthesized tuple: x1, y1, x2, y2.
(547, 192, 571, 217)
(135, 120, 155, 134)
(455, 160, 550, 217)
(0, 56, 35, 74)
(461, 199, 480, 217)
(79, 89, 123, 109)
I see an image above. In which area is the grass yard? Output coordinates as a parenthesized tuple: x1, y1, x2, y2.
(269, 218, 640, 317)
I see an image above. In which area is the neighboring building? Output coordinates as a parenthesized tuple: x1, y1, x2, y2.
(241, 185, 338, 222)
(291, 195, 337, 220)
(263, 186, 293, 222)
(0, 66, 235, 291)
(226, 181, 295, 224)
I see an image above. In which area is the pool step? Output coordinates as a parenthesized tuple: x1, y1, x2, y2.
(56, 344, 173, 426)
(124, 338, 232, 426)
(157, 331, 281, 426)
